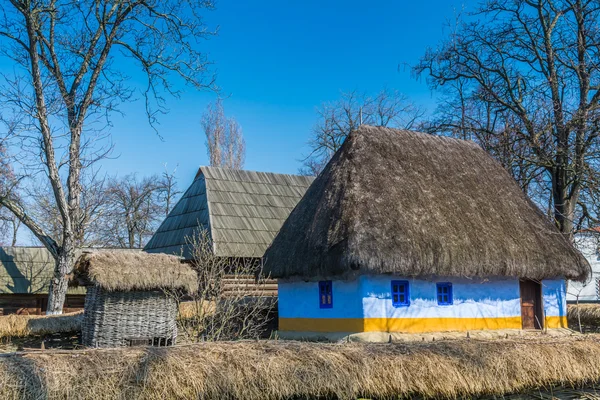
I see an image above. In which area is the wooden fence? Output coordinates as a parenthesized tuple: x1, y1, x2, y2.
(222, 276, 278, 297)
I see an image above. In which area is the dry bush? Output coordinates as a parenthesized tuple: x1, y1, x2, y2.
(3, 337, 600, 399)
(175, 231, 275, 342)
(0, 312, 82, 339)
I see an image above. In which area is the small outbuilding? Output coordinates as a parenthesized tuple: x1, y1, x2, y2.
(0, 246, 85, 315)
(72, 251, 197, 347)
(569, 228, 600, 303)
(264, 125, 590, 338)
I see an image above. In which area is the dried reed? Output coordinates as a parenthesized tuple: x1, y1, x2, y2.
(2, 336, 600, 399)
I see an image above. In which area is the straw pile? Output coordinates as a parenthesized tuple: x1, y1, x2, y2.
(568, 304, 600, 327)
(0, 312, 82, 339)
(2, 336, 600, 399)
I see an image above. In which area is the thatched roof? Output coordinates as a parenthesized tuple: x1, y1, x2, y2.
(264, 125, 590, 282)
(72, 251, 197, 293)
(144, 166, 314, 259)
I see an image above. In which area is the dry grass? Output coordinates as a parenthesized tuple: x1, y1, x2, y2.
(569, 304, 600, 325)
(177, 300, 216, 320)
(2, 336, 600, 399)
(0, 312, 83, 339)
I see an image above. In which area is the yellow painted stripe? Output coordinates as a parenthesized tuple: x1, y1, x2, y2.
(363, 317, 522, 332)
(280, 316, 569, 333)
(545, 316, 568, 329)
(280, 317, 525, 333)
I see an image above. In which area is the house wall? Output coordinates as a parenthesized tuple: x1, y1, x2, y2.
(277, 279, 364, 332)
(542, 279, 567, 328)
(360, 276, 523, 332)
(278, 276, 567, 333)
(568, 233, 600, 303)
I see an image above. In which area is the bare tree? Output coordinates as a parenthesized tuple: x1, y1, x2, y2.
(301, 89, 424, 176)
(0, 0, 214, 313)
(0, 215, 21, 247)
(202, 98, 246, 169)
(0, 142, 21, 246)
(176, 230, 275, 342)
(99, 174, 164, 249)
(157, 164, 181, 217)
(26, 171, 107, 248)
(422, 79, 547, 208)
(416, 0, 600, 236)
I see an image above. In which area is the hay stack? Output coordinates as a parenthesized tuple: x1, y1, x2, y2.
(0, 312, 82, 339)
(2, 337, 600, 399)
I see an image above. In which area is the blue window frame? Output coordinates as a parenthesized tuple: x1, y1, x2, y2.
(436, 282, 453, 305)
(319, 281, 333, 308)
(391, 280, 410, 307)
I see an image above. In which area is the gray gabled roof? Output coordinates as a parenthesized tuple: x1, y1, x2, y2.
(144, 166, 314, 259)
(0, 247, 63, 294)
(0, 247, 139, 295)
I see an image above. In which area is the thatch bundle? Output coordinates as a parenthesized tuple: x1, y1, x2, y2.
(264, 126, 590, 282)
(2, 337, 600, 399)
(0, 312, 82, 339)
(568, 304, 600, 326)
(73, 251, 197, 294)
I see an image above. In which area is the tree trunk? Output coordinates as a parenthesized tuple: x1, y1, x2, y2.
(46, 249, 74, 315)
(552, 168, 575, 237)
(10, 219, 18, 246)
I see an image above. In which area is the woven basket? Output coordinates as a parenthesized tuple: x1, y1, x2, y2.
(82, 285, 178, 347)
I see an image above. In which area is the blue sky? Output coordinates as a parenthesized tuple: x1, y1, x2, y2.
(0, 1, 466, 193)
(103, 0, 466, 187)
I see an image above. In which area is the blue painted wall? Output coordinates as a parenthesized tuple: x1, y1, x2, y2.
(542, 279, 567, 317)
(279, 276, 567, 322)
(278, 279, 363, 319)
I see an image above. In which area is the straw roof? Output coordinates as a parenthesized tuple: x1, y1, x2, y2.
(73, 251, 197, 293)
(264, 125, 590, 282)
(144, 166, 314, 259)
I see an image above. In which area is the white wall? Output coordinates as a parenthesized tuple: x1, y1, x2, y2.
(569, 233, 600, 302)
(360, 276, 521, 319)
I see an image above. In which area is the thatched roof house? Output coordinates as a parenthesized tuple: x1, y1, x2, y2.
(73, 251, 196, 347)
(265, 126, 588, 282)
(264, 126, 588, 337)
(145, 166, 314, 259)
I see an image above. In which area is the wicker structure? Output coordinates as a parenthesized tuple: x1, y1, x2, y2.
(73, 251, 197, 348)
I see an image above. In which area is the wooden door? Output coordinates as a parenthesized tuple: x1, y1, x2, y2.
(520, 279, 543, 330)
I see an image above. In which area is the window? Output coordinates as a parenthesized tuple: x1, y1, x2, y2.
(436, 282, 453, 305)
(391, 280, 410, 307)
(319, 281, 333, 308)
